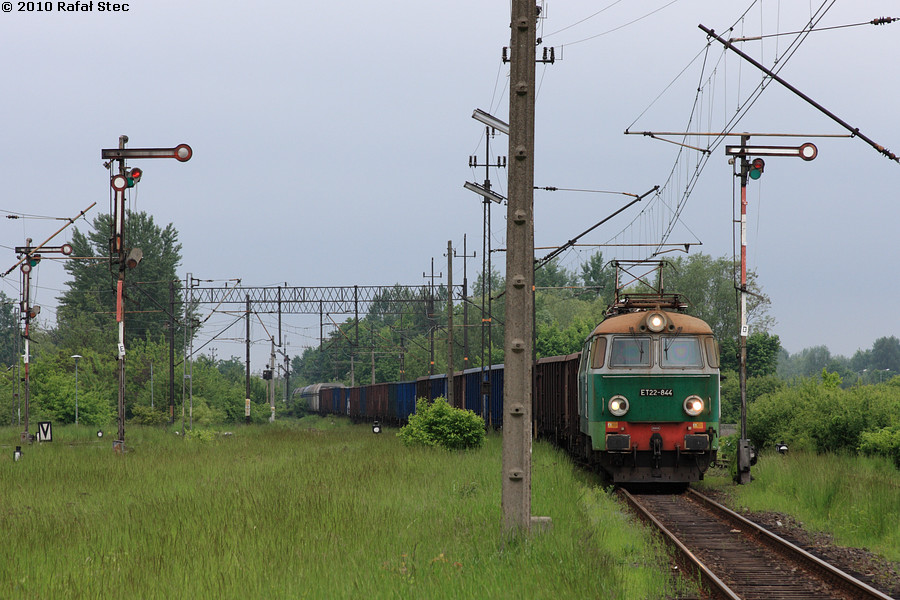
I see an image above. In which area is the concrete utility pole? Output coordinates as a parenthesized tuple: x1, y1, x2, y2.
(245, 295, 251, 424)
(269, 336, 276, 422)
(446, 240, 455, 406)
(454, 235, 475, 372)
(284, 350, 290, 405)
(169, 279, 176, 424)
(423, 259, 442, 377)
(504, 0, 548, 534)
(73, 354, 82, 423)
(188, 274, 196, 430)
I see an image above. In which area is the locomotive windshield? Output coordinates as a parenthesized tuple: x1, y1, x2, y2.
(660, 337, 703, 368)
(609, 337, 651, 367)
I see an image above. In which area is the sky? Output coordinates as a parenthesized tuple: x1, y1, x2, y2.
(1, 0, 898, 373)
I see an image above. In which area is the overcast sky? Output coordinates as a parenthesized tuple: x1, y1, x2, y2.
(1, 0, 898, 371)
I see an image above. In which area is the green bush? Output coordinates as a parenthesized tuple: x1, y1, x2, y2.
(397, 397, 485, 450)
(859, 426, 900, 468)
(185, 427, 217, 443)
(717, 433, 739, 480)
(129, 404, 169, 426)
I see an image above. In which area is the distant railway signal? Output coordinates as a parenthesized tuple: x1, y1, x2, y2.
(111, 174, 128, 192)
(101, 143, 192, 162)
(725, 142, 818, 162)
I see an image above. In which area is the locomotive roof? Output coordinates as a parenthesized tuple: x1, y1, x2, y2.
(590, 310, 714, 337)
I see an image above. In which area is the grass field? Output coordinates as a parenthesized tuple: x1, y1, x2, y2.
(0, 418, 690, 599)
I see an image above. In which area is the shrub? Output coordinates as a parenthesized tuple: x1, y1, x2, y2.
(185, 428, 217, 443)
(397, 397, 485, 450)
(859, 426, 900, 468)
(129, 404, 169, 426)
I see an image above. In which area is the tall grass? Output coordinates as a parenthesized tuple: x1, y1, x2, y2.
(699, 451, 900, 561)
(0, 419, 688, 599)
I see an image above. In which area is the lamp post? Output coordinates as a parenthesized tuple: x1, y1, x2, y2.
(465, 107, 508, 426)
(71, 354, 82, 425)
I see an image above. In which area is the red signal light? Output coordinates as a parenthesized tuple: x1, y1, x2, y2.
(749, 158, 765, 180)
(126, 167, 143, 187)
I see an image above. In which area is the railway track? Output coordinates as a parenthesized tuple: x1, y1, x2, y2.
(620, 488, 895, 600)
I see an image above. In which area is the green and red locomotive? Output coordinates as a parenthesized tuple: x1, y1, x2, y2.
(577, 305, 720, 483)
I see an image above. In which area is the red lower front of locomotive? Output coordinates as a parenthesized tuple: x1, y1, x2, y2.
(600, 421, 716, 483)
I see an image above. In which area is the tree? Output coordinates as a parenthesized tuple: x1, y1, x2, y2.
(579, 251, 615, 301)
(535, 317, 594, 358)
(534, 258, 576, 289)
(471, 268, 504, 301)
(871, 336, 900, 373)
(56, 211, 186, 352)
(850, 348, 872, 373)
(778, 345, 833, 379)
(720, 331, 781, 377)
(0, 291, 17, 366)
(217, 356, 246, 385)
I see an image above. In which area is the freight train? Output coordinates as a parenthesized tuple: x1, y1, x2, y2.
(299, 288, 720, 484)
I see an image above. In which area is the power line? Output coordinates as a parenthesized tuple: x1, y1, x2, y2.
(729, 16, 899, 42)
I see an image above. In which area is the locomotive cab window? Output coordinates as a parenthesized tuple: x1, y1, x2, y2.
(705, 337, 720, 368)
(590, 337, 607, 369)
(609, 337, 650, 367)
(660, 337, 702, 368)
(579, 338, 591, 372)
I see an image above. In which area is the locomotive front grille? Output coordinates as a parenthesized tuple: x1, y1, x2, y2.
(606, 434, 631, 451)
(684, 434, 709, 451)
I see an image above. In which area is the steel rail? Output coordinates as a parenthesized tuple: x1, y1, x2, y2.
(687, 489, 895, 600)
(619, 488, 741, 600)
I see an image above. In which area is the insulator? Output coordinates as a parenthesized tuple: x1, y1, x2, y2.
(871, 17, 896, 25)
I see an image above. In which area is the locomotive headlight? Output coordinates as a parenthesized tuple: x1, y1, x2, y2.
(646, 312, 666, 333)
(609, 395, 630, 417)
(683, 395, 704, 416)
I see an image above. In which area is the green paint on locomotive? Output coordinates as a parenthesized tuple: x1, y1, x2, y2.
(585, 373, 720, 451)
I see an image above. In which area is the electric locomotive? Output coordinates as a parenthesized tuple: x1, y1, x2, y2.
(577, 297, 720, 483)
